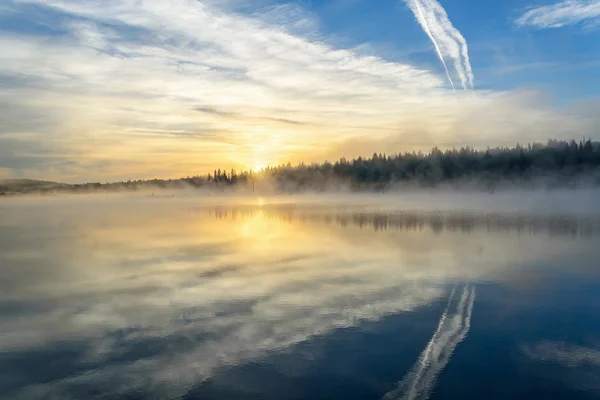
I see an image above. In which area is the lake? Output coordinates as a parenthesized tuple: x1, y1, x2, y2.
(1, 194, 600, 399)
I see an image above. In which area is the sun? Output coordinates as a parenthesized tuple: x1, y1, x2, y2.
(253, 164, 266, 172)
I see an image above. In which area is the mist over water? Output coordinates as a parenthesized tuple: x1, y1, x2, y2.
(7, 187, 600, 214)
(1, 193, 600, 399)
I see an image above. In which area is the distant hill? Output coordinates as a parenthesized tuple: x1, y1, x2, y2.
(0, 179, 60, 185)
(0, 179, 68, 194)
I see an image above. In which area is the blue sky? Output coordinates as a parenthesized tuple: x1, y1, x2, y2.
(311, 0, 600, 96)
(0, 0, 599, 182)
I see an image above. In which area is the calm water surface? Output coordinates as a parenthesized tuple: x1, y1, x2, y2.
(1, 196, 600, 399)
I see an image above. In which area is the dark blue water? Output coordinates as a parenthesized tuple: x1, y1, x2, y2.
(1, 198, 599, 399)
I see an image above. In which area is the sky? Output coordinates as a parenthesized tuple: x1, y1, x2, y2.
(0, 0, 599, 183)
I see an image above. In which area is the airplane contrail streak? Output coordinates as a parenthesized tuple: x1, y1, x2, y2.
(429, 0, 474, 89)
(383, 284, 476, 400)
(405, 0, 474, 90)
(412, 0, 456, 91)
(405, 285, 457, 396)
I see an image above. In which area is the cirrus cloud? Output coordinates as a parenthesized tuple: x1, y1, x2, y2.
(515, 0, 600, 29)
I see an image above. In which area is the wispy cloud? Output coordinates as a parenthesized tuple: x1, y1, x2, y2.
(194, 106, 309, 126)
(404, 0, 474, 90)
(523, 341, 600, 367)
(515, 0, 600, 29)
(522, 341, 600, 395)
(1, 0, 450, 180)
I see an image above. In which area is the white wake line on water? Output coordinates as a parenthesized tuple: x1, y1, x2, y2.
(383, 284, 476, 400)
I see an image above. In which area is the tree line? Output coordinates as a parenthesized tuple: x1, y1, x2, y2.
(2, 138, 600, 195)
(258, 138, 600, 191)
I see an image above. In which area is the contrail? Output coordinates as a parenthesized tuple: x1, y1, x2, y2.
(383, 284, 476, 400)
(427, 0, 474, 90)
(405, 0, 474, 90)
(414, 286, 475, 397)
(405, 285, 457, 395)
(412, 0, 456, 91)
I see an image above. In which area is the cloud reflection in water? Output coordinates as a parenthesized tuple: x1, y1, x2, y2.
(0, 200, 599, 398)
